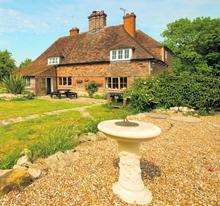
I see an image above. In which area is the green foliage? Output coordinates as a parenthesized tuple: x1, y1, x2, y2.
(81, 119, 100, 134)
(0, 149, 21, 169)
(126, 73, 220, 114)
(2, 74, 26, 94)
(0, 84, 6, 93)
(19, 58, 32, 68)
(29, 126, 78, 160)
(85, 82, 98, 97)
(22, 91, 35, 100)
(162, 17, 220, 76)
(0, 50, 16, 81)
(93, 94, 106, 99)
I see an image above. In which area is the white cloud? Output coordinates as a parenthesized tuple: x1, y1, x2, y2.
(0, 8, 51, 34)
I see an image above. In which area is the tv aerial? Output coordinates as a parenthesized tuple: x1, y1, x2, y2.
(120, 8, 127, 16)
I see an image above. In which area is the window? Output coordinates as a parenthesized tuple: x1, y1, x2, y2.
(63, 77, 67, 85)
(58, 77, 72, 86)
(48, 57, 60, 65)
(120, 77, 127, 89)
(25, 77, 31, 87)
(112, 77, 119, 89)
(124, 49, 129, 59)
(118, 50, 123, 59)
(59, 77, 62, 85)
(110, 49, 132, 61)
(68, 77, 72, 85)
(112, 50, 117, 60)
(105, 77, 127, 89)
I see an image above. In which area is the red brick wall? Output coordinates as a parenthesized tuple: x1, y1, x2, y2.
(34, 59, 170, 95)
(56, 60, 152, 94)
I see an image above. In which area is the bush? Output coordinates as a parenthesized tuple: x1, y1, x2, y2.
(22, 91, 35, 100)
(85, 82, 98, 97)
(2, 74, 26, 94)
(126, 72, 220, 114)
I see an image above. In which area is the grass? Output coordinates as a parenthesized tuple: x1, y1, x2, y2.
(0, 104, 133, 169)
(0, 98, 90, 120)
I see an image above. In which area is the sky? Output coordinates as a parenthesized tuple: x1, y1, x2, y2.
(0, 0, 219, 65)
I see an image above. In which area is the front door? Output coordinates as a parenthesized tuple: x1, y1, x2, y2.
(46, 78, 52, 94)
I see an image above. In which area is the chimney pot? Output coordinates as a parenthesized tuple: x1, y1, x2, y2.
(69, 27, 79, 36)
(123, 12, 136, 38)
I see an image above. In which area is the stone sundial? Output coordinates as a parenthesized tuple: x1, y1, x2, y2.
(98, 118, 161, 205)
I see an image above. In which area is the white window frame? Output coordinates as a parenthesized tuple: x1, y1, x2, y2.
(48, 57, 60, 65)
(110, 48, 132, 61)
(105, 77, 128, 89)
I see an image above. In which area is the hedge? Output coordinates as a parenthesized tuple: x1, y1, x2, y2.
(125, 73, 220, 114)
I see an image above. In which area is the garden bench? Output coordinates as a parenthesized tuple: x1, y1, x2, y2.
(50, 91, 61, 99)
(50, 90, 77, 99)
(65, 91, 78, 99)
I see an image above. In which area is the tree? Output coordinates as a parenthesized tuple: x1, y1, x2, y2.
(162, 17, 220, 76)
(0, 50, 16, 81)
(19, 58, 32, 68)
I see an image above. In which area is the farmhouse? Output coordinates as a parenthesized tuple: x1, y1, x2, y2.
(19, 11, 172, 96)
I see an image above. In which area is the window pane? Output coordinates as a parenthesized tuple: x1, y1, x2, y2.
(106, 77, 111, 88)
(59, 77, 62, 85)
(68, 77, 72, 85)
(63, 77, 67, 85)
(112, 77, 118, 89)
(120, 77, 127, 89)
(112, 51, 117, 60)
(118, 50, 123, 59)
(124, 49, 129, 59)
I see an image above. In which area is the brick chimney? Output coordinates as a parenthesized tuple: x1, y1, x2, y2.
(69, 27, 79, 36)
(88, 10, 107, 32)
(123, 12, 136, 38)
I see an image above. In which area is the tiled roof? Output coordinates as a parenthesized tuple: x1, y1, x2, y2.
(19, 25, 163, 76)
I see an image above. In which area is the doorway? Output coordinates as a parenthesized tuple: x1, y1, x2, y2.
(46, 78, 52, 94)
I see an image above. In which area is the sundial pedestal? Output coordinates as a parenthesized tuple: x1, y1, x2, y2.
(98, 120, 161, 205)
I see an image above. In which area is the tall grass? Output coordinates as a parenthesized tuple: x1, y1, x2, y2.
(0, 149, 21, 169)
(29, 125, 79, 160)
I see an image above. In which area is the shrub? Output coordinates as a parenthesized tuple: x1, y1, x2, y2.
(22, 91, 35, 100)
(2, 74, 26, 94)
(85, 82, 98, 97)
(126, 72, 220, 114)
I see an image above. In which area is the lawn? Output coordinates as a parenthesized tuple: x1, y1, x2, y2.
(0, 103, 132, 169)
(0, 98, 90, 120)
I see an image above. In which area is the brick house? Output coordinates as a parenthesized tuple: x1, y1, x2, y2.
(19, 11, 172, 96)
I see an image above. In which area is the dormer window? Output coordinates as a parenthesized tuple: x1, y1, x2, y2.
(110, 48, 132, 61)
(48, 57, 60, 65)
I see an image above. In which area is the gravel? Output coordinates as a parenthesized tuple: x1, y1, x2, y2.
(1, 113, 219, 205)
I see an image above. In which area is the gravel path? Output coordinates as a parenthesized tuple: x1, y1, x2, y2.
(1, 114, 219, 205)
